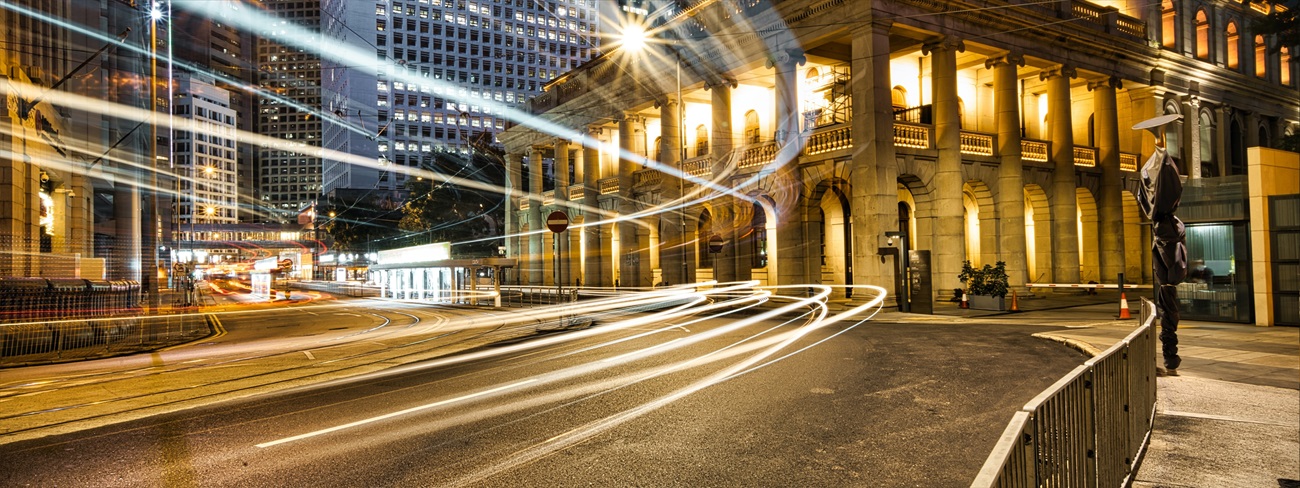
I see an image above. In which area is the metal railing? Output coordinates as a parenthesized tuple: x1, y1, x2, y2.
(0, 306, 211, 366)
(973, 297, 1157, 487)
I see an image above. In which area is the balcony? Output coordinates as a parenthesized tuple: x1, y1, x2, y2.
(1073, 146, 1097, 167)
(738, 141, 778, 170)
(599, 176, 619, 195)
(805, 125, 852, 155)
(960, 132, 995, 157)
(633, 169, 662, 187)
(894, 123, 931, 149)
(569, 186, 585, 201)
(542, 190, 554, 206)
(682, 155, 713, 178)
(1022, 140, 1050, 163)
(1120, 153, 1139, 172)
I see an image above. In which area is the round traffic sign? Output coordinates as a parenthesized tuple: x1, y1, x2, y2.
(546, 210, 569, 233)
(708, 234, 724, 253)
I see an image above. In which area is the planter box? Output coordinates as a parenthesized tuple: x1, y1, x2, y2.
(969, 294, 1005, 311)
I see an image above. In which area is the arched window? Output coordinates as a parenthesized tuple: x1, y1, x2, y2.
(1282, 47, 1293, 86)
(891, 85, 908, 110)
(1162, 0, 1178, 49)
(1194, 10, 1210, 60)
(1226, 22, 1240, 70)
(695, 125, 709, 157)
(653, 136, 662, 161)
(1256, 35, 1268, 78)
(1163, 102, 1183, 162)
(743, 110, 761, 144)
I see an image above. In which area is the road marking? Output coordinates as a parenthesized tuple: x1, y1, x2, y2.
(601, 338, 683, 364)
(302, 350, 315, 360)
(255, 379, 537, 448)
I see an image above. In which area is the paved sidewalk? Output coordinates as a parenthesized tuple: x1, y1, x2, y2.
(877, 291, 1300, 487)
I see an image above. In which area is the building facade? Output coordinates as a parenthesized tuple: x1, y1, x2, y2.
(256, 0, 323, 221)
(499, 0, 1299, 317)
(320, 0, 602, 195)
(173, 73, 240, 225)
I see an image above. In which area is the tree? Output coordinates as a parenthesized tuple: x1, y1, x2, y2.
(1253, 0, 1299, 52)
(396, 147, 506, 257)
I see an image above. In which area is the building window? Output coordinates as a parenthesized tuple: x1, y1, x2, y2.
(743, 110, 760, 144)
(1255, 35, 1268, 78)
(1282, 47, 1293, 86)
(695, 125, 709, 157)
(1226, 22, 1240, 70)
(1194, 10, 1209, 60)
(1161, 0, 1178, 49)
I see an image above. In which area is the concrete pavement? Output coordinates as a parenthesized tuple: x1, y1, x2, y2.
(876, 290, 1299, 487)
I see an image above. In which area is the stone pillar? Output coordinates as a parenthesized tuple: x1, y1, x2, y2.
(849, 20, 899, 299)
(659, 97, 686, 285)
(771, 49, 808, 285)
(582, 127, 606, 287)
(504, 151, 522, 283)
(988, 54, 1029, 289)
(618, 115, 647, 287)
(710, 82, 738, 283)
(1043, 65, 1080, 284)
(527, 147, 544, 285)
(926, 37, 966, 297)
(0, 144, 36, 276)
(1213, 105, 1228, 177)
(1184, 96, 1202, 179)
(771, 49, 805, 145)
(554, 139, 573, 286)
(1091, 77, 1126, 284)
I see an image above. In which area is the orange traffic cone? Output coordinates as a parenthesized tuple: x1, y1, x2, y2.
(1009, 290, 1021, 312)
(1118, 292, 1132, 319)
(960, 290, 969, 309)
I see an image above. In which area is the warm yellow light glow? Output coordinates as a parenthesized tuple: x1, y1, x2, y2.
(205, 206, 216, 216)
(621, 24, 647, 53)
(204, 166, 215, 175)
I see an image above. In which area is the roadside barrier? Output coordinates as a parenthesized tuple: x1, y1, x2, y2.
(972, 297, 1157, 487)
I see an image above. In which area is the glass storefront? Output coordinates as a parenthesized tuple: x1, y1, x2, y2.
(1178, 222, 1252, 322)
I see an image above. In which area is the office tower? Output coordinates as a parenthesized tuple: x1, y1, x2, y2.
(321, 0, 602, 196)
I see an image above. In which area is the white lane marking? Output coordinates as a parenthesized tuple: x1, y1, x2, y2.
(302, 351, 316, 360)
(255, 379, 537, 448)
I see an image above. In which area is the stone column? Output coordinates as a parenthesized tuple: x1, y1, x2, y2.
(617, 115, 647, 287)
(554, 139, 573, 286)
(528, 147, 545, 285)
(849, 20, 899, 299)
(0, 143, 36, 276)
(1091, 77, 1126, 284)
(1184, 96, 1202, 179)
(771, 49, 805, 146)
(582, 127, 606, 286)
(1213, 105, 1228, 176)
(504, 151, 522, 281)
(926, 37, 966, 297)
(988, 54, 1029, 289)
(659, 97, 686, 285)
(710, 82, 738, 283)
(1043, 65, 1080, 284)
(770, 49, 808, 285)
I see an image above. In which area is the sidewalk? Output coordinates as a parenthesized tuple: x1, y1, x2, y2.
(878, 291, 1300, 487)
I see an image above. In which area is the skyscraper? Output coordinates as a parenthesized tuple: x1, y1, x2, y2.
(321, 0, 602, 196)
(256, 0, 323, 221)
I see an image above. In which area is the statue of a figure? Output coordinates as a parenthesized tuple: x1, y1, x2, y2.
(1133, 114, 1187, 376)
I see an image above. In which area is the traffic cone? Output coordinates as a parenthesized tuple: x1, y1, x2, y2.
(960, 290, 969, 309)
(1009, 290, 1020, 312)
(1118, 292, 1132, 319)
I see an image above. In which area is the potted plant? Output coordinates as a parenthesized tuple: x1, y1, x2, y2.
(959, 260, 1009, 311)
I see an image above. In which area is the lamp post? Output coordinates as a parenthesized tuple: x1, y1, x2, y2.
(144, 2, 166, 311)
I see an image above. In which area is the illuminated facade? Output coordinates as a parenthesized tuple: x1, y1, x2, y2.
(173, 73, 239, 225)
(320, 0, 601, 194)
(256, 0, 324, 219)
(500, 0, 1298, 321)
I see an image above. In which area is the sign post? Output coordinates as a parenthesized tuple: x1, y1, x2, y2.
(547, 211, 568, 288)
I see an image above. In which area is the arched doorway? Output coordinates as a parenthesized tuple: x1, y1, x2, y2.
(817, 185, 851, 298)
(696, 209, 714, 282)
(1077, 188, 1100, 283)
(1025, 185, 1051, 283)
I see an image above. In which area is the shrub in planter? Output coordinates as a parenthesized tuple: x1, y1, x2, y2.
(959, 261, 1009, 310)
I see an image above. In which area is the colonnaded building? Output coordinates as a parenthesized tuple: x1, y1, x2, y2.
(498, 0, 1299, 322)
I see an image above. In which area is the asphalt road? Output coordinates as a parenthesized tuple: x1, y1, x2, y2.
(0, 309, 1083, 487)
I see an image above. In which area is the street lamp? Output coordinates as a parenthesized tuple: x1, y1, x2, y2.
(621, 22, 689, 286)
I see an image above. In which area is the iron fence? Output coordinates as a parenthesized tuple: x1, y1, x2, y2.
(0, 311, 211, 366)
(972, 297, 1158, 487)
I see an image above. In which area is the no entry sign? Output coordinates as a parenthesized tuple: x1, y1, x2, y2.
(546, 211, 569, 233)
